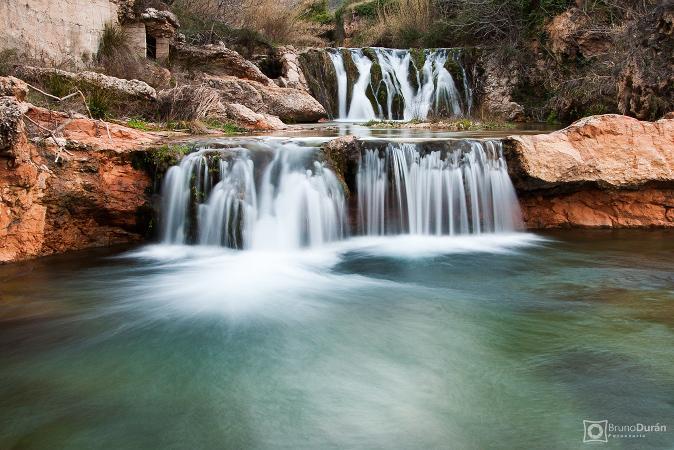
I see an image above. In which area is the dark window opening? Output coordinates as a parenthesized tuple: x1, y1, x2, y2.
(147, 34, 157, 59)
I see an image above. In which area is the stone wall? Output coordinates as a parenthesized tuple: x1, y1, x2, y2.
(0, 0, 119, 65)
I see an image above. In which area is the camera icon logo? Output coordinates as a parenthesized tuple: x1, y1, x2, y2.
(583, 420, 608, 443)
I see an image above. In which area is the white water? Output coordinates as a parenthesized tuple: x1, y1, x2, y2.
(347, 49, 378, 121)
(357, 140, 522, 235)
(328, 48, 472, 121)
(161, 142, 346, 250)
(161, 139, 522, 250)
(328, 50, 348, 118)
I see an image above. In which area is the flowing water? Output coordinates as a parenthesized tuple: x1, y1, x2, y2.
(1, 231, 673, 449)
(328, 48, 473, 121)
(1, 134, 672, 449)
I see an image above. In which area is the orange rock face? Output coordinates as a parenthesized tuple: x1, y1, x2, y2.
(504, 114, 674, 229)
(0, 102, 160, 263)
(519, 189, 674, 229)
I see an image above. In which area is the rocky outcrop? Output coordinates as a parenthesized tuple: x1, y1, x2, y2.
(0, 92, 159, 262)
(273, 46, 310, 91)
(618, 2, 674, 120)
(15, 66, 157, 101)
(203, 75, 327, 123)
(504, 114, 674, 228)
(172, 43, 273, 86)
(478, 54, 525, 121)
(298, 49, 339, 118)
(546, 7, 610, 60)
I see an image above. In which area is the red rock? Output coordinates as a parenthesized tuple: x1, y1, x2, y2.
(0, 101, 160, 263)
(505, 114, 674, 229)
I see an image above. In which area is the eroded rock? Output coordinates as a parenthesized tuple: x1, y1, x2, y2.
(504, 113, 674, 228)
(204, 75, 327, 123)
(172, 43, 273, 86)
(0, 102, 160, 263)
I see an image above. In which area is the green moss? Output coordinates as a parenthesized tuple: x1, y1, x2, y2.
(409, 48, 426, 70)
(301, 0, 334, 24)
(204, 119, 245, 134)
(132, 144, 194, 181)
(127, 118, 152, 131)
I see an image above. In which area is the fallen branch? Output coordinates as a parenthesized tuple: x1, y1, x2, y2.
(24, 83, 115, 145)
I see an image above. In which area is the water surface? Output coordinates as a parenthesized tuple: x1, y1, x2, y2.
(1, 231, 672, 449)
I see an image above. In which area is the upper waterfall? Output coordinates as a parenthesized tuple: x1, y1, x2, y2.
(325, 48, 474, 121)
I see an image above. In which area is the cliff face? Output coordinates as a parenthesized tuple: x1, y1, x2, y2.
(504, 114, 674, 228)
(0, 84, 158, 263)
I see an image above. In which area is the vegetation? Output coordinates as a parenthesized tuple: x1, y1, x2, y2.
(364, 118, 515, 130)
(0, 49, 19, 77)
(127, 118, 154, 131)
(204, 119, 245, 134)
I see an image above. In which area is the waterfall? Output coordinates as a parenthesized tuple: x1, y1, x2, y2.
(328, 50, 348, 119)
(356, 141, 523, 235)
(347, 49, 377, 121)
(327, 48, 472, 121)
(160, 142, 346, 250)
(159, 139, 523, 250)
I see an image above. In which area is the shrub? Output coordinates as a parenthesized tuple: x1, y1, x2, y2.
(87, 89, 112, 119)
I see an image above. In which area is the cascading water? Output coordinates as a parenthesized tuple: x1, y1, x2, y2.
(161, 142, 346, 250)
(356, 140, 522, 235)
(328, 48, 473, 121)
(160, 139, 522, 249)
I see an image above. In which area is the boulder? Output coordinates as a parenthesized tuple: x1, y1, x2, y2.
(172, 43, 273, 86)
(224, 103, 286, 130)
(274, 46, 310, 91)
(504, 114, 674, 228)
(504, 114, 674, 190)
(15, 66, 156, 101)
(204, 75, 327, 123)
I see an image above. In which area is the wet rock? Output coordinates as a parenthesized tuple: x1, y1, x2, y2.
(321, 135, 361, 194)
(298, 49, 338, 118)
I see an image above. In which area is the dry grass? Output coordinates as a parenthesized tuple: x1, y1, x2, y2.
(356, 0, 433, 46)
(238, 0, 331, 45)
(158, 85, 224, 122)
(172, 0, 330, 46)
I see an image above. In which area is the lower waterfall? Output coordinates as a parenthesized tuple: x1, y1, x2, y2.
(357, 140, 522, 235)
(159, 139, 522, 249)
(161, 142, 346, 250)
